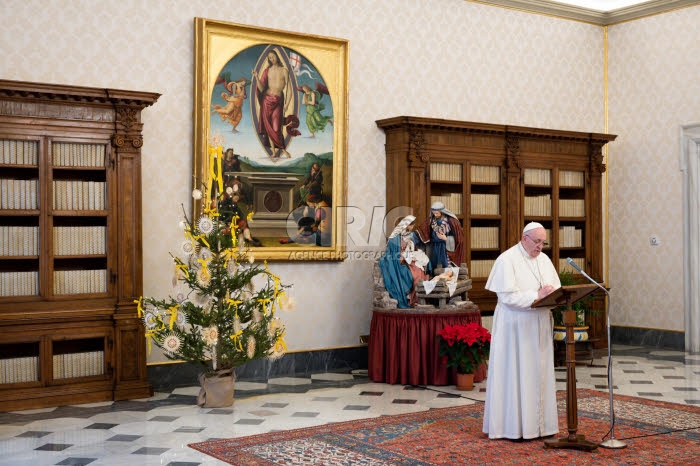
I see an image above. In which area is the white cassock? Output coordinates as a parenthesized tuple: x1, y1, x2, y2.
(482, 242, 561, 439)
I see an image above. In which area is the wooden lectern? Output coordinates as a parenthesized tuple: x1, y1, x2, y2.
(533, 283, 601, 451)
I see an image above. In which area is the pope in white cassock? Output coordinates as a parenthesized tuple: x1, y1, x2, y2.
(482, 222, 561, 440)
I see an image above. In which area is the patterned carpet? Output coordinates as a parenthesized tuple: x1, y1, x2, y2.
(189, 389, 700, 465)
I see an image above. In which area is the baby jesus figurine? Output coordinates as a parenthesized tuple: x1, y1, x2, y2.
(422, 266, 460, 296)
(431, 268, 455, 282)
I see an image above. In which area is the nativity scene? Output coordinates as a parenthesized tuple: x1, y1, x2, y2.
(373, 203, 477, 312)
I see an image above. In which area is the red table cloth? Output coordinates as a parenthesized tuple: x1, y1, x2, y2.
(368, 308, 487, 386)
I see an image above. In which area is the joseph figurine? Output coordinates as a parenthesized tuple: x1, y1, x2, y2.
(414, 201, 465, 269)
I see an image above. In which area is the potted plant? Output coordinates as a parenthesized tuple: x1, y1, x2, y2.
(552, 269, 597, 341)
(437, 322, 491, 391)
(137, 182, 290, 408)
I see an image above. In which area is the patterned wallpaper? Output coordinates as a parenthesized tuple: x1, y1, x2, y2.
(4, 0, 665, 362)
(607, 5, 700, 332)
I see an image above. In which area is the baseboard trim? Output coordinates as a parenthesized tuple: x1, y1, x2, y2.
(610, 326, 685, 351)
(147, 345, 368, 392)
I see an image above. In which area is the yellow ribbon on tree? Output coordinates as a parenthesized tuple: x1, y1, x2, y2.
(134, 296, 144, 318)
(145, 330, 156, 354)
(197, 258, 211, 278)
(264, 262, 283, 315)
(192, 233, 210, 249)
(144, 315, 166, 354)
(274, 333, 288, 353)
(271, 274, 281, 296)
(257, 297, 272, 315)
(229, 215, 240, 248)
(203, 203, 219, 217)
(174, 258, 190, 278)
(265, 261, 280, 282)
(231, 229, 238, 248)
(274, 289, 286, 314)
(208, 144, 224, 200)
(167, 304, 180, 329)
(230, 314, 243, 350)
(269, 283, 281, 316)
(222, 248, 236, 267)
(229, 329, 244, 350)
(227, 298, 243, 312)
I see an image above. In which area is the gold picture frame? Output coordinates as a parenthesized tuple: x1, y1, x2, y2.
(193, 18, 348, 261)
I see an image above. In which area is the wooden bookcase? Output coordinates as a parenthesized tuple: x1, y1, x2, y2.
(0, 80, 160, 411)
(376, 116, 616, 347)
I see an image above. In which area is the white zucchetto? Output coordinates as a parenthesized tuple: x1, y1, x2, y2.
(522, 222, 545, 235)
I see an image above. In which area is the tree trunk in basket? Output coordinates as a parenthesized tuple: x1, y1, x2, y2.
(456, 372, 474, 391)
(197, 369, 235, 407)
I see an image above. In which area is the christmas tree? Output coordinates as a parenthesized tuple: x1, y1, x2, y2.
(138, 156, 289, 377)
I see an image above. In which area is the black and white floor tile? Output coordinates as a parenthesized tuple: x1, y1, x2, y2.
(0, 345, 698, 465)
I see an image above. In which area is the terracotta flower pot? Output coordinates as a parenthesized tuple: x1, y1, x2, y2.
(456, 372, 474, 391)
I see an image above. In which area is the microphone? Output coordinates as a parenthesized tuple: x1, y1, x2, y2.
(566, 257, 608, 298)
(567, 258, 606, 293)
(565, 257, 625, 449)
(566, 257, 583, 273)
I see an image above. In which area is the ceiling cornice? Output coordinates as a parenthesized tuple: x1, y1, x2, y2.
(469, 0, 700, 25)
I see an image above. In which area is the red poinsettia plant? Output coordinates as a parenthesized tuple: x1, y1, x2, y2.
(437, 322, 491, 375)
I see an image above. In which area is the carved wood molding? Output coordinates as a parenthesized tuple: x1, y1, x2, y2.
(116, 107, 139, 131)
(0, 100, 113, 121)
(111, 133, 144, 149)
(504, 133, 521, 171)
(377, 116, 616, 145)
(0, 80, 160, 108)
(376, 115, 617, 176)
(589, 140, 607, 175)
(408, 129, 428, 168)
(111, 106, 144, 150)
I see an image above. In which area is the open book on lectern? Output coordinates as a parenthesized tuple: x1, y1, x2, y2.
(531, 283, 601, 309)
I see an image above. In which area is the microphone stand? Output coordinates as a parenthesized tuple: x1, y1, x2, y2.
(566, 258, 626, 449)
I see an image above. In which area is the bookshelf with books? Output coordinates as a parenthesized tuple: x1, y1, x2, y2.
(0, 79, 159, 411)
(468, 162, 504, 312)
(377, 116, 615, 347)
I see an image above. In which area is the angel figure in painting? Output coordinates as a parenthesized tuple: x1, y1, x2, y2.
(212, 78, 248, 132)
(298, 83, 333, 138)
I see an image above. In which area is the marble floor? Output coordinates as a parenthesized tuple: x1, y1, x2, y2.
(0, 344, 698, 466)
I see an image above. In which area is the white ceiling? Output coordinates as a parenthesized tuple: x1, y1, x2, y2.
(478, 0, 698, 24)
(552, 0, 655, 11)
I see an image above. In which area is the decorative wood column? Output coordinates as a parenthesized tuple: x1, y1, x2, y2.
(587, 136, 608, 349)
(504, 132, 523, 246)
(408, 128, 429, 219)
(109, 93, 159, 400)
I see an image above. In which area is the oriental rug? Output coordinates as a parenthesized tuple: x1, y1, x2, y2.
(189, 389, 700, 465)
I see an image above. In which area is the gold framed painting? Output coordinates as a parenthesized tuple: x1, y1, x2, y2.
(193, 18, 348, 261)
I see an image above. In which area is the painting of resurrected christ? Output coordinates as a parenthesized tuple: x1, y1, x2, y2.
(195, 19, 348, 260)
(206, 42, 337, 249)
(251, 47, 300, 159)
(209, 44, 333, 164)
